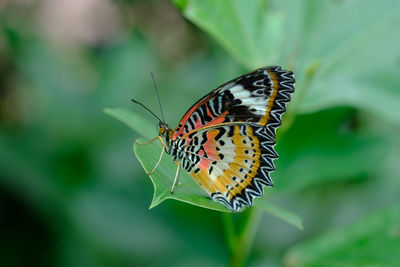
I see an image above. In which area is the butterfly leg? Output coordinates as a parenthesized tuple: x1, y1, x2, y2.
(135, 136, 160, 145)
(136, 136, 166, 175)
(170, 161, 181, 194)
(148, 144, 165, 175)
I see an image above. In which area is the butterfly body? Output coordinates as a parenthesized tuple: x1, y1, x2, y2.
(153, 66, 294, 211)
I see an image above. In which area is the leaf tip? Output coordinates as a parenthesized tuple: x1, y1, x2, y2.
(173, 0, 188, 10)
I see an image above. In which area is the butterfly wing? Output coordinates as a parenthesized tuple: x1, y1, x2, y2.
(170, 66, 294, 211)
(178, 123, 278, 211)
(172, 66, 295, 140)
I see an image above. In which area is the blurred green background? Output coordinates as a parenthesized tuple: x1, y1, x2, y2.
(1, 0, 399, 266)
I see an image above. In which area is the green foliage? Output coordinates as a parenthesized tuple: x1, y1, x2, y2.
(275, 107, 388, 192)
(104, 108, 155, 140)
(285, 204, 400, 267)
(258, 201, 303, 230)
(181, 0, 284, 69)
(179, 0, 400, 122)
(1, 0, 400, 266)
(293, 0, 400, 123)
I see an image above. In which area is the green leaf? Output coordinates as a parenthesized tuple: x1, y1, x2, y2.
(284, 204, 400, 267)
(178, 0, 400, 123)
(134, 138, 231, 212)
(179, 0, 284, 69)
(296, 0, 400, 124)
(275, 107, 388, 192)
(257, 201, 303, 230)
(68, 186, 182, 257)
(104, 108, 155, 140)
(173, 0, 188, 10)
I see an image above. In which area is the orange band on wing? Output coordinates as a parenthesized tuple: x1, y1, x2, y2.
(259, 71, 279, 126)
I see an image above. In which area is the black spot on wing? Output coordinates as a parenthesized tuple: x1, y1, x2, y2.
(200, 104, 212, 122)
(227, 105, 260, 123)
(215, 127, 226, 141)
(201, 131, 208, 145)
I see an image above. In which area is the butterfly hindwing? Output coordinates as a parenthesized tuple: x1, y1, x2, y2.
(173, 66, 295, 140)
(178, 123, 278, 211)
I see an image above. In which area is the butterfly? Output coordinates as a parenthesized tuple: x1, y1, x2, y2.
(133, 66, 295, 211)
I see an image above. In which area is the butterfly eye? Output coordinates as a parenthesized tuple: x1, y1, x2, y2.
(159, 126, 166, 136)
(158, 122, 170, 136)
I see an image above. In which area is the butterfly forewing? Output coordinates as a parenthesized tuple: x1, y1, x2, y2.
(168, 66, 295, 211)
(173, 66, 295, 140)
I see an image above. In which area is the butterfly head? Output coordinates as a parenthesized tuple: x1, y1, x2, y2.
(158, 121, 171, 137)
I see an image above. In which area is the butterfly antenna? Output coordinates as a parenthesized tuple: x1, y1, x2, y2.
(131, 99, 163, 123)
(151, 72, 165, 123)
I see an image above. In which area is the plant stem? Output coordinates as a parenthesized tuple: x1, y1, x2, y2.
(225, 207, 263, 267)
(222, 212, 237, 255)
